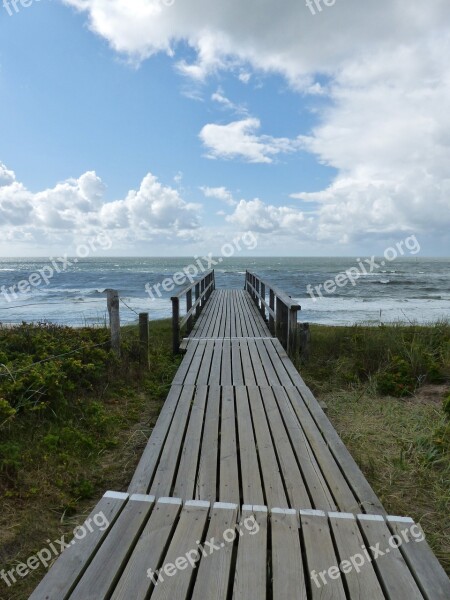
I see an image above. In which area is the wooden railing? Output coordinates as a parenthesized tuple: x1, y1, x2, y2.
(171, 270, 215, 353)
(245, 270, 301, 355)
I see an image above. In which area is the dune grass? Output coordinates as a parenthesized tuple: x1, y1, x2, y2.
(296, 321, 450, 574)
(0, 319, 181, 599)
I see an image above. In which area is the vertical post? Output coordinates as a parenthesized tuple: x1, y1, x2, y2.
(299, 322, 311, 363)
(255, 278, 260, 311)
(187, 289, 193, 333)
(276, 297, 284, 348)
(106, 289, 120, 357)
(201, 278, 205, 309)
(139, 312, 150, 368)
(171, 296, 180, 354)
(287, 306, 299, 357)
(269, 289, 275, 334)
(260, 282, 266, 320)
(195, 282, 200, 317)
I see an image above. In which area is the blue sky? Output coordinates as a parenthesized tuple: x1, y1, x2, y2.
(0, 0, 449, 256)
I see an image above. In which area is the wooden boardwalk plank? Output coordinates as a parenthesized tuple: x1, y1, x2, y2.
(191, 502, 239, 600)
(387, 516, 450, 600)
(283, 385, 359, 513)
(235, 387, 265, 506)
(272, 386, 337, 511)
(111, 497, 182, 600)
(173, 387, 208, 499)
(357, 514, 424, 599)
(150, 386, 195, 499)
(260, 387, 310, 508)
(150, 501, 210, 600)
(248, 387, 287, 508)
(129, 386, 185, 495)
(220, 386, 240, 504)
(70, 496, 154, 600)
(233, 506, 267, 600)
(271, 508, 307, 600)
(300, 510, 347, 600)
(329, 512, 385, 599)
(196, 387, 220, 503)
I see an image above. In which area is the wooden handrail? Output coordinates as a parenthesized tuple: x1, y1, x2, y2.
(245, 271, 300, 356)
(171, 270, 215, 353)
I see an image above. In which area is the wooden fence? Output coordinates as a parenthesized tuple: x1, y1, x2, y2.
(245, 270, 301, 356)
(171, 270, 215, 353)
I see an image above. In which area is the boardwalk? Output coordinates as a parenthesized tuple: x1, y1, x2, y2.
(31, 276, 450, 600)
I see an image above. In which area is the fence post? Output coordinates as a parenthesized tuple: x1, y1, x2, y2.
(106, 289, 120, 357)
(200, 278, 205, 309)
(299, 322, 311, 363)
(260, 282, 266, 320)
(171, 296, 180, 354)
(195, 282, 200, 317)
(287, 306, 299, 356)
(269, 289, 275, 334)
(139, 312, 150, 368)
(187, 289, 193, 333)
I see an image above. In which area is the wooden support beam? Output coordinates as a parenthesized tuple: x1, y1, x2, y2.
(106, 289, 120, 357)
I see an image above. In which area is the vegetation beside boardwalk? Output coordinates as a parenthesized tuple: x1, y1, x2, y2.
(0, 320, 181, 599)
(296, 321, 450, 573)
(0, 320, 448, 597)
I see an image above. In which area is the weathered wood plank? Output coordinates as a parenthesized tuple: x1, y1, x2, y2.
(70, 496, 154, 600)
(191, 502, 239, 600)
(196, 387, 220, 502)
(129, 386, 185, 495)
(248, 387, 287, 507)
(220, 386, 240, 504)
(329, 512, 385, 599)
(150, 386, 196, 498)
(300, 509, 347, 600)
(271, 508, 307, 600)
(260, 387, 310, 507)
(233, 506, 267, 600)
(357, 514, 423, 599)
(150, 501, 210, 600)
(272, 386, 336, 511)
(173, 387, 208, 499)
(235, 387, 264, 506)
(387, 516, 450, 600)
(111, 498, 182, 600)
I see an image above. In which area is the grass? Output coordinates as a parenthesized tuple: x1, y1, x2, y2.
(295, 321, 450, 574)
(0, 319, 181, 599)
(0, 319, 449, 597)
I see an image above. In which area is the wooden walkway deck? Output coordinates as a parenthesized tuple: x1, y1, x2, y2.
(32, 285, 450, 599)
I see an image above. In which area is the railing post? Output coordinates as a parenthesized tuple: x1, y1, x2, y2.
(171, 296, 180, 354)
(287, 306, 299, 356)
(186, 289, 193, 333)
(106, 289, 120, 357)
(200, 278, 205, 309)
(195, 282, 200, 317)
(260, 282, 266, 320)
(139, 312, 150, 368)
(269, 289, 275, 334)
(275, 296, 284, 347)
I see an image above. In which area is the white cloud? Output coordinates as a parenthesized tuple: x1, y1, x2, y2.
(200, 118, 301, 163)
(228, 198, 310, 234)
(47, 2, 450, 247)
(0, 165, 201, 248)
(200, 186, 237, 206)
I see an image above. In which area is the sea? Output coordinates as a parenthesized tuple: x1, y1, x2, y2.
(0, 257, 449, 327)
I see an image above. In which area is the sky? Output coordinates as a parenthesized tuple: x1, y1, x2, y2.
(0, 0, 449, 257)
